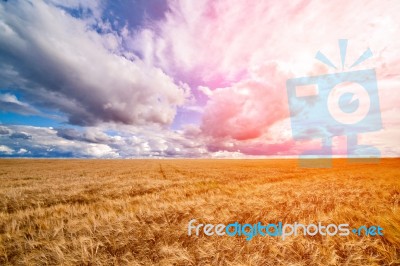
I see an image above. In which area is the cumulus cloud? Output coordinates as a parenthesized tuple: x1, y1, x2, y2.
(0, 125, 119, 158)
(17, 148, 27, 154)
(105, 124, 210, 158)
(201, 62, 289, 140)
(0, 0, 187, 126)
(0, 145, 13, 155)
(0, 124, 212, 158)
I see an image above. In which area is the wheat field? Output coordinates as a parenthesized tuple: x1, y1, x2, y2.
(0, 159, 399, 265)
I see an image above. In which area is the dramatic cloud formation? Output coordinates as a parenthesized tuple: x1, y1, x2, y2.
(146, 0, 400, 156)
(0, 0, 399, 158)
(0, 1, 187, 126)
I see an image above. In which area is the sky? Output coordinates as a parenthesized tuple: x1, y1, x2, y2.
(0, 0, 399, 158)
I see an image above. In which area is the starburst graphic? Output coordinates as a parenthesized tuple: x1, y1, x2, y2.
(315, 39, 373, 70)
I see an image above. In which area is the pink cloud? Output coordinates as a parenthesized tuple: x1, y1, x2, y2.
(201, 62, 289, 140)
(142, 1, 399, 156)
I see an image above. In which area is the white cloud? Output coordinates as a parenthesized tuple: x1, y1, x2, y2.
(0, 124, 213, 158)
(17, 148, 28, 154)
(0, 145, 14, 155)
(0, 125, 119, 158)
